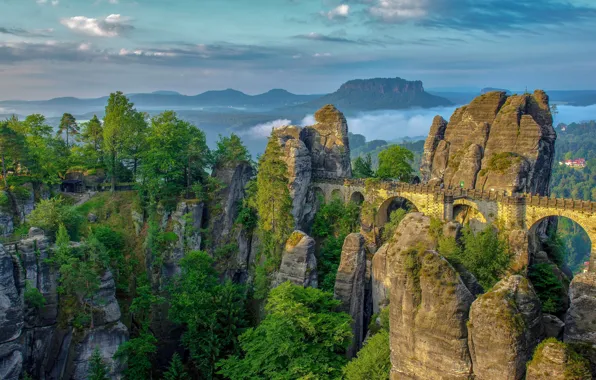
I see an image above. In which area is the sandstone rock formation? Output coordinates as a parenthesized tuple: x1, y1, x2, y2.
(273, 105, 353, 231)
(209, 161, 256, 281)
(275, 231, 317, 287)
(0, 231, 129, 380)
(334, 233, 367, 358)
(420, 91, 556, 195)
(300, 105, 352, 180)
(526, 339, 592, 380)
(371, 213, 437, 314)
(468, 275, 543, 380)
(564, 272, 596, 370)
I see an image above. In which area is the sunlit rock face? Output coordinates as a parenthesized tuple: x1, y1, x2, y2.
(421, 90, 556, 195)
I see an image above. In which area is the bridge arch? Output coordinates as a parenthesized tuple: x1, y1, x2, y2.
(331, 189, 344, 202)
(376, 195, 420, 227)
(452, 199, 488, 232)
(350, 191, 365, 205)
(527, 212, 595, 273)
(312, 186, 325, 203)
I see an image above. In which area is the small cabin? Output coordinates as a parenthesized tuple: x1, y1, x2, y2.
(61, 179, 84, 193)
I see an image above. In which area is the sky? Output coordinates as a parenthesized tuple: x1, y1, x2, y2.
(1, 0, 596, 100)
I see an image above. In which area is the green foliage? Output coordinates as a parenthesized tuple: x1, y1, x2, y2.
(58, 113, 78, 147)
(163, 353, 189, 380)
(88, 348, 109, 380)
(353, 154, 375, 178)
(312, 198, 361, 292)
(139, 110, 211, 208)
(528, 338, 592, 380)
(24, 281, 45, 309)
(214, 133, 251, 167)
(376, 145, 414, 181)
(28, 197, 83, 240)
(343, 330, 391, 380)
(381, 208, 407, 242)
(218, 282, 353, 380)
(438, 226, 511, 290)
(115, 329, 157, 380)
(528, 263, 567, 314)
(168, 251, 247, 378)
(485, 152, 522, 174)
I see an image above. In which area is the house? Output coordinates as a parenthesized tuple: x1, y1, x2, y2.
(564, 159, 586, 168)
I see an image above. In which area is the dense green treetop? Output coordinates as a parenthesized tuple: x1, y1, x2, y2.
(376, 145, 414, 181)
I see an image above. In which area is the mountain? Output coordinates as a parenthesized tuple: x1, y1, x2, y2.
(0, 89, 322, 115)
(481, 87, 511, 94)
(291, 77, 452, 113)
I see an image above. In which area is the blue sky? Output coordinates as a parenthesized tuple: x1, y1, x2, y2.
(0, 0, 595, 100)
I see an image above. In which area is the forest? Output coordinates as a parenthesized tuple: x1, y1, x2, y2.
(0, 93, 593, 380)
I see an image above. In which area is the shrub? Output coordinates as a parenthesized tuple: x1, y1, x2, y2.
(24, 281, 45, 309)
(528, 263, 567, 314)
(28, 197, 83, 240)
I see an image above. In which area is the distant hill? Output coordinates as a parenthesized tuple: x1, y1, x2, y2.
(291, 77, 452, 113)
(0, 89, 321, 113)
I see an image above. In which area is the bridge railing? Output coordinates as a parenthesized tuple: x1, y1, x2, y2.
(313, 178, 596, 212)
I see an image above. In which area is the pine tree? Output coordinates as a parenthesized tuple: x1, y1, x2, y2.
(58, 113, 78, 147)
(256, 133, 293, 243)
(163, 353, 189, 380)
(88, 348, 109, 380)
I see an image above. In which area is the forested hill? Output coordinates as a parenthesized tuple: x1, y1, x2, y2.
(551, 121, 596, 200)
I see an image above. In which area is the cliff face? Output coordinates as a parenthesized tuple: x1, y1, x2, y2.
(420, 90, 556, 195)
(0, 231, 128, 380)
(274, 105, 352, 231)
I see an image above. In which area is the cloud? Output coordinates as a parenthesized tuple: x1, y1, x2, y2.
(0, 27, 52, 37)
(313, 52, 332, 57)
(369, 0, 428, 22)
(323, 4, 350, 20)
(36, 0, 59, 5)
(361, 0, 596, 31)
(293, 32, 358, 44)
(60, 14, 134, 37)
(243, 119, 292, 138)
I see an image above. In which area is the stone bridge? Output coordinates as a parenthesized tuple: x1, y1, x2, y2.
(313, 178, 596, 272)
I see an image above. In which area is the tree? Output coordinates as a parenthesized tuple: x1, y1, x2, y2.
(213, 133, 251, 168)
(343, 330, 391, 380)
(27, 197, 83, 240)
(376, 145, 414, 181)
(88, 348, 109, 380)
(22, 114, 53, 138)
(58, 113, 78, 147)
(163, 353, 188, 380)
(218, 282, 352, 380)
(168, 251, 246, 378)
(353, 154, 375, 178)
(114, 330, 157, 380)
(103, 92, 137, 192)
(256, 134, 293, 245)
(139, 111, 210, 206)
(0, 121, 27, 188)
(122, 111, 148, 177)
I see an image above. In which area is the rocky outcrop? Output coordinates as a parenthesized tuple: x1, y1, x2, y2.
(526, 339, 592, 380)
(272, 105, 353, 231)
(300, 105, 352, 180)
(0, 185, 38, 237)
(274, 126, 313, 230)
(420, 90, 556, 195)
(564, 272, 596, 370)
(0, 230, 129, 380)
(372, 213, 437, 314)
(0, 243, 24, 380)
(334, 233, 367, 358)
(275, 231, 317, 288)
(468, 275, 543, 380)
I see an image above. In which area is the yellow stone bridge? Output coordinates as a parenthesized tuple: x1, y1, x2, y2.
(313, 178, 596, 272)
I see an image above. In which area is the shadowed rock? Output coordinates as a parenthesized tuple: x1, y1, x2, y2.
(334, 233, 367, 358)
(468, 275, 543, 380)
(275, 231, 317, 288)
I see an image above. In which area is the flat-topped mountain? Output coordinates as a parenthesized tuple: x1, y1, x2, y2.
(295, 77, 452, 112)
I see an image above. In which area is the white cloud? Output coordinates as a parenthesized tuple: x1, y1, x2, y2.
(324, 4, 349, 20)
(369, 0, 429, 22)
(78, 43, 91, 51)
(118, 48, 176, 57)
(60, 14, 133, 37)
(243, 119, 292, 138)
(36, 0, 59, 5)
(109, 0, 119, 3)
(313, 52, 332, 57)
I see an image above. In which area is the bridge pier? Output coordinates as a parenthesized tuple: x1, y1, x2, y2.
(444, 196, 454, 222)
